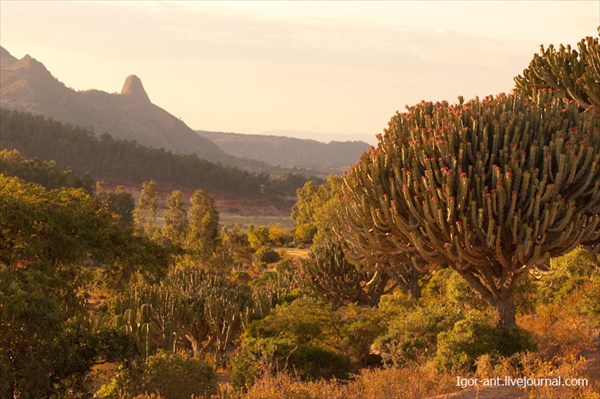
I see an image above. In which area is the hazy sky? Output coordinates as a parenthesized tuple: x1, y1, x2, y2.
(1, 1, 598, 144)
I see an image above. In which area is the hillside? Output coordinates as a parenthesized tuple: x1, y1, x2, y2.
(197, 130, 370, 173)
(0, 47, 277, 172)
(0, 108, 311, 213)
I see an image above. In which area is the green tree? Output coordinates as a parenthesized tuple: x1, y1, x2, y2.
(0, 176, 139, 398)
(185, 190, 219, 262)
(291, 176, 341, 245)
(0, 175, 117, 267)
(248, 225, 270, 251)
(97, 185, 136, 230)
(133, 180, 158, 237)
(162, 190, 187, 245)
(268, 224, 293, 246)
(217, 224, 252, 268)
(0, 149, 94, 193)
(339, 95, 600, 330)
(1, 267, 138, 399)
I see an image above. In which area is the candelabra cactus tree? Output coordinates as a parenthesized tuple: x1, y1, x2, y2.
(111, 269, 255, 365)
(300, 237, 396, 307)
(514, 34, 600, 110)
(339, 94, 600, 330)
(301, 237, 430, 307)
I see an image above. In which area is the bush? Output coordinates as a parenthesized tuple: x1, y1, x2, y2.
(538, 248, 599, 304)
(519, 279, 599, 357)
(337, 304, 385, 366)
(248, 226, 270, 250)
(230, 336, 349, 390)
(581, 276, 600, 325)
(293, 224, 317, 245)
(421, 268, 484, 311)
(97, 351, 216, 399)
(375, 302, 461, 367)
(435, 311, 535, 371)
(231, 297, 351, 389)
(254, 246, 281, 264)
(268, 224, 293, 246)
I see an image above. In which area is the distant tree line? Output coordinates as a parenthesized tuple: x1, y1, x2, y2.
(0, 149, 95, 193)
(0, 108, 311, 198)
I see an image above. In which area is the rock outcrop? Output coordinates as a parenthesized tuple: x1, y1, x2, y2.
(121, 74, 150, 102)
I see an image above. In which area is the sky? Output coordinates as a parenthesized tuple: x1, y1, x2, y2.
(0, 1, 598, 144)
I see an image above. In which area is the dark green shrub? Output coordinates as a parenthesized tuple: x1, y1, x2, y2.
(230, 336, 349, 390)
(231, 297, 351, 390)
(435, 311, 535, 371)
(97, 351, 216, 399)
(254, 246, 281, 264)
(375, 302, 461, 367)
(337, 304, 386, 366)
(287, 344, 349, 380)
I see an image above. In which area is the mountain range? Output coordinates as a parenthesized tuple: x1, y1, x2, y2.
(197, 130, 369, 173)
(0, 46, 369, 174)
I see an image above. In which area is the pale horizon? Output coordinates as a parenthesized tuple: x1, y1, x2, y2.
(1, 1, 598, 145)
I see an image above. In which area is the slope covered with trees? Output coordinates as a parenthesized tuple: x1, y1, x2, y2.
(0, 109, 310, 200)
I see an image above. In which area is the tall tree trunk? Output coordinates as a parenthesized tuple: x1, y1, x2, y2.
(491, 288, 516, 332)
(407, 276, 421, 300)
(459, 269, 517, 331)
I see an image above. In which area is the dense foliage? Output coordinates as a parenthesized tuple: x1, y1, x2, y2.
(0, 149, 94, 193)
(97, 351, 216, 399)
(0, 176, 142, 398)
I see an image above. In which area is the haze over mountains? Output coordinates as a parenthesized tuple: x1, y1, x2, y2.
(0, 46, 369, 174)
(197, 131, 369, 173)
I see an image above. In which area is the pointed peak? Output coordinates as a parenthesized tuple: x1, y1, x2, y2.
(121, 75, 150, 102)
(0, 46, 19, 67)
(8, 53, 49, 73)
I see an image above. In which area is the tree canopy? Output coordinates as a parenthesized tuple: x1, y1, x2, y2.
(339, 94, 600, 329)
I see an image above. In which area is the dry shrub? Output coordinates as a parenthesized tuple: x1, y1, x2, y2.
(237, 363, 455, 399)
(351, 364, 455, 399)
(242, 372, 349, 399)
(489, 353, 600, 399)
(519, 299, 596, 357)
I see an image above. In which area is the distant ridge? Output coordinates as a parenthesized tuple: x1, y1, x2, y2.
(197, 130, 370, 173)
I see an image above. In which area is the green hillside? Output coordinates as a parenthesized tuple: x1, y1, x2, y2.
(0, 108, 310, 199)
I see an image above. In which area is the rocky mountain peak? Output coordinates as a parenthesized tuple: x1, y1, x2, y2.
(0, 46, 18, 67)
(121, 74, 150, 102)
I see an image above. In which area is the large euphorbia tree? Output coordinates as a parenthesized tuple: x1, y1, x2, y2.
(514, 35, 599, 110)
(339, 94, 600, 330)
